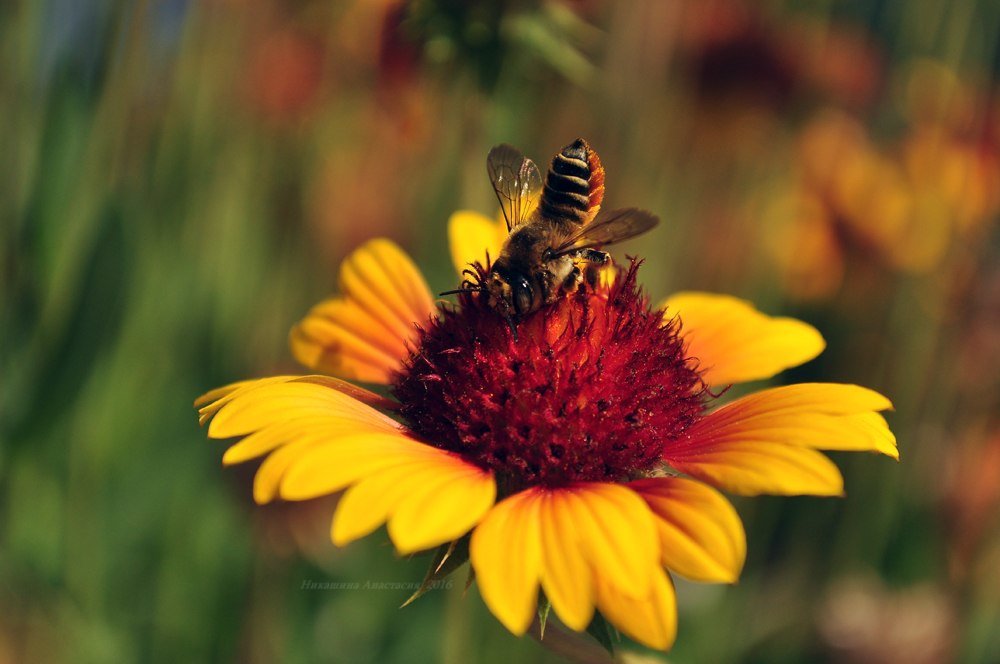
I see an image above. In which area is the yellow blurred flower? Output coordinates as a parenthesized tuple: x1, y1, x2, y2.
(447, 210, 508, 275)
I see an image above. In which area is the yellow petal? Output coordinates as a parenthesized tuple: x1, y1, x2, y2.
(387, 457, 496, 554)
(194, 378, 270, 409)
(291, 239, 435, 384)
(291, 309, 403, 384)
(698, 411, 898, 459)
(332, 450, 495, 554)
(254, 433, 412, 504)
(340, 238, 435, 334)
(538, 491, 595, 631)
(331, 462, 428, 546)
(197, 377, 406, 504)
(222, 416, 397, 466)
(448, 210, 507, 275)
(716, 382, 893, 415)
(630, 477, 746, 583)
(668, 440, 844, 496)
(691, 383, 896, 455)
(307, 298, 409, 360)
(195, 376, 299, 425)
(470, 489, 543, 635)
(293, 375, 400, 411)
(253, 439, 325, 504)
(665, 383, 896, 496)
(661, 292, 826, 387)
(595, 567, 677, 651)
(562, 483, 660, 599)
(206, 380, 398, 439)
(278, 432, 433, 501)
(265, 430, 495, 551)
(197, 376, 403, 475)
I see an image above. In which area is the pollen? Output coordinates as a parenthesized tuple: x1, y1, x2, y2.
(392, 261, 709, 488)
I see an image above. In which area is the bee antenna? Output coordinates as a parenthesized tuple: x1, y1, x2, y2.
(439, 287, 481, 296)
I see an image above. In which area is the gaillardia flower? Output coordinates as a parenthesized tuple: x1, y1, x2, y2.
(196, 213, 897, 651)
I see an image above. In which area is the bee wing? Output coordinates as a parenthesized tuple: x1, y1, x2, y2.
(550, 208, 659, 256)
(487, 144, 543, 232)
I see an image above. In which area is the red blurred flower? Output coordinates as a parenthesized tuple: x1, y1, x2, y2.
(244, 26, 326, 123)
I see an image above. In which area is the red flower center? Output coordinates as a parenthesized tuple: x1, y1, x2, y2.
(391, 262, 710, 488)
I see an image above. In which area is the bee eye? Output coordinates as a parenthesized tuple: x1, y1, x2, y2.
(512, 278, 533, 315)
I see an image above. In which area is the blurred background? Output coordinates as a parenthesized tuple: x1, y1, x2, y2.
(2, 0, 999, 662)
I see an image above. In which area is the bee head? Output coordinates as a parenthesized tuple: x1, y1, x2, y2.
(486, 265, 535, 318)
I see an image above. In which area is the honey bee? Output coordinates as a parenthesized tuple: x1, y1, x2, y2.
(447, 139, 659, 320)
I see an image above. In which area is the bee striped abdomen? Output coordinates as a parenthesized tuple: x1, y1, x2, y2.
(540, 139, 606, 224)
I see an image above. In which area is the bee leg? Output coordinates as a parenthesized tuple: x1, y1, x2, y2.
(561, 265, 584, 294)
(583, 262, 604, 288)
(579, 249, 610, 265)
(571, 249, 609, 288)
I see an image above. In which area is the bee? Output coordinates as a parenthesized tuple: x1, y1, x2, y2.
(446, 139, 659, 321)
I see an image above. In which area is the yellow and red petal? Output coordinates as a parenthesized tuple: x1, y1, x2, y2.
(204, 379, 400, 440)
(538, 490, 594, 631)
(196, 374, 398, 430)
(669, 442, 846, 497)
(630, 477, 746, 583)
(198, 376, 496, 550)
(290, 239, 435, 384)
(665, 383, 896, 496)
(661, 292, 826, 387)
(322, 440, 497, 554)
(595, 566, 677, 651)
(563, 483, 660, 599)
(270, 432, 494, 551)
(348, 452, 495, 554)
(290, 299, 410, 384)
(471, 483, 661, 638)
(469, 489, 544, 635)
(196, 376, 300, 426)
(448, 210, 507, 275)
(200, 376, 403, 502)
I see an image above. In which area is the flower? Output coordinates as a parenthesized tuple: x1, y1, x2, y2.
(766, 103, 1000, 299)
(196, 214, 897, 651)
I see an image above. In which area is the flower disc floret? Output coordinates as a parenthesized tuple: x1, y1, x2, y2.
(392, 262, 708, 487)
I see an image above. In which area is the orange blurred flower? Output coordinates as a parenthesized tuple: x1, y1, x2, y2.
(768, 86, 999, 298)
(244, 25, 327, 124)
